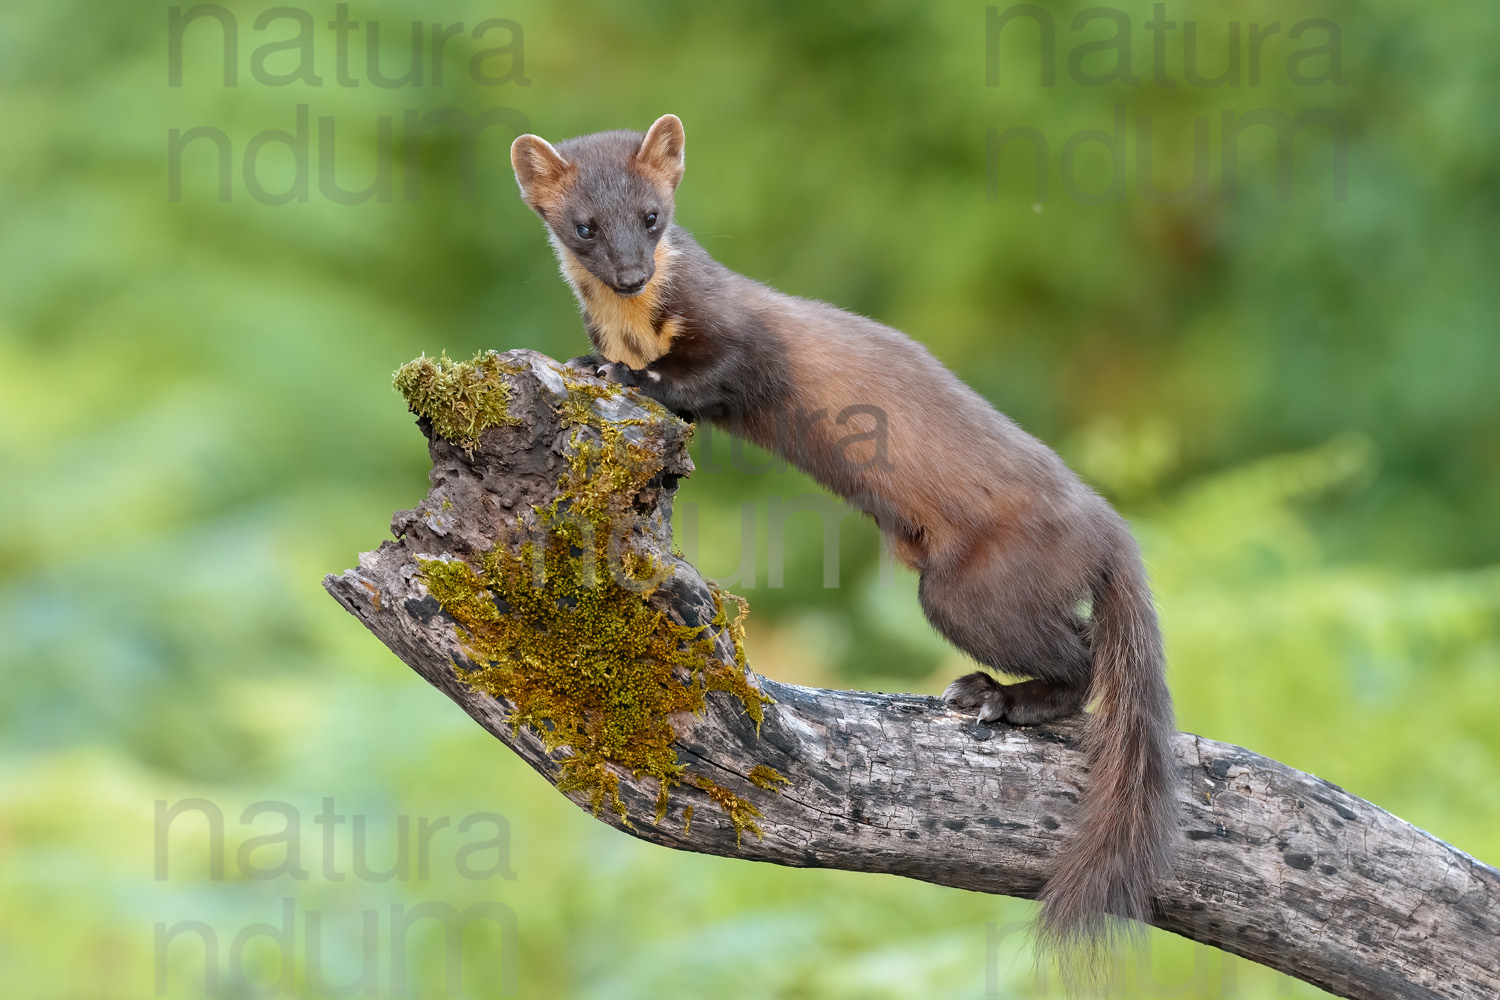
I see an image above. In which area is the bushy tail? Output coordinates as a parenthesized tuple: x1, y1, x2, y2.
(1038, 534, 1177, 959)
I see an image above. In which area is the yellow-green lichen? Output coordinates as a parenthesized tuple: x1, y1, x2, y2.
(414, 364, 774, 840)
(394, 350, 524, 449)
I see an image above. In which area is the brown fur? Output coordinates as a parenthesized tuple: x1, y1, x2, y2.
(510, 135, 576, 218)
(634, 115, 686, 190)
(558, 239, 680, 368)
(511, 115, 1180, 965)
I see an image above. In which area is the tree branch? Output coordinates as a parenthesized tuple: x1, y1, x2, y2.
(325, 350, 1500, 1000)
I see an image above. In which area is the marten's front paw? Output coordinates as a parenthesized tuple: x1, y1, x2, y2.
(596, 361, 639, 387)
(942, 671, 1008, 724)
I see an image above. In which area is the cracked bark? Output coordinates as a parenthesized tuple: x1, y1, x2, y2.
(325, 350, 1500, 1000)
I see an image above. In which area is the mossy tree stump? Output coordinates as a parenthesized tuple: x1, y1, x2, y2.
(326, 350, 1500, 1000)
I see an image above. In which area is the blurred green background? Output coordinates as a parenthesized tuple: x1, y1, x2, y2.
(2, 0, 1497, 996)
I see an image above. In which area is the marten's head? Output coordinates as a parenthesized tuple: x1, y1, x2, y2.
(511, 115, 685, 298)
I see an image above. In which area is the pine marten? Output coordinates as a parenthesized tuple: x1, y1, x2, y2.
(510, 114, 1177, 945)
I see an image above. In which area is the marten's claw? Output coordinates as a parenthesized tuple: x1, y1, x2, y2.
(943, 671, 1009, 724)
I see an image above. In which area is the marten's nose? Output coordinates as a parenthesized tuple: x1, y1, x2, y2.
(613, 270, 650, 296)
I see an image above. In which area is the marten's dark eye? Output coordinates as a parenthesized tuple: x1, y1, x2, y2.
(644, 212, 658, 229)
(575, 223, 594, 240)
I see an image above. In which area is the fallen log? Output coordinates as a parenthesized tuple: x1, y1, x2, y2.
(325, 349, 1500, 1000)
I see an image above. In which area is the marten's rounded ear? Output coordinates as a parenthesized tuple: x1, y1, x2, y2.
(510, 134, 574, 210)
(635, 114, 686, 191)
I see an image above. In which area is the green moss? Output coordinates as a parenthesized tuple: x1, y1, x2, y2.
(686, 775, 765, 844)
(558, 375, 623, 428)
(550, 368, 676, 523)
(393, 350, 523, 449)
(414, 362, 775, 841)
(748, 765, 790, 793)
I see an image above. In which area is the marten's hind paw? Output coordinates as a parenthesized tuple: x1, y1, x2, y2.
(942, 671, 1008, 724)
